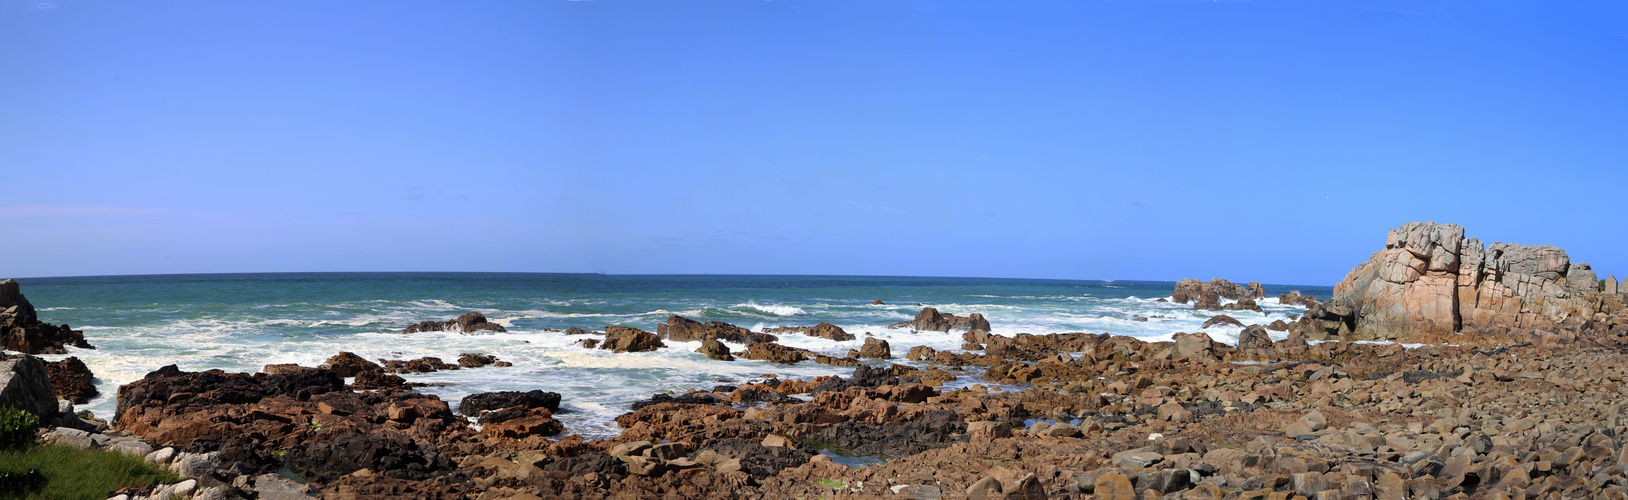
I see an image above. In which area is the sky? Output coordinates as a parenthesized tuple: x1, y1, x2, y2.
(3, 0, 1626, 285)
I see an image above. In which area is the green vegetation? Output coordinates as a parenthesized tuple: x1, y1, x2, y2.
(815, 478, 847, 489)
(0, 444, 183, 499)
(0, 408, 182, 500)
(0, 408, 39, 450)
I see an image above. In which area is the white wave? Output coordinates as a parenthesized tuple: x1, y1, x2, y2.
(37, 307, 75, 311)
(735, 301, 805, 317)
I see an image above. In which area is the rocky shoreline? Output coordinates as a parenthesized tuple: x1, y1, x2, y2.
(3, 221, 1628, 499)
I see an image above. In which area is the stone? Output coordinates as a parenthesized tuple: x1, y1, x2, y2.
(696, 339, 734, 361)
(659, 316, 777, 343)
(146, 446, 177, 464)
(1094, 471, 1137, 499)
(855, 337, 891, 359)
(320, 352, 383, 377)
(742, 342, 810, 364)
(890, 307, 991, 333)
(252, 473, 320, 499)
(1237, 325, 1275, 350)
(1202, 315, 1245, 329)
(1173, 331, 1218, 359)
(1113, 449, 1163, 468)
(172, 451, 223, 479)
(400, 312, 507, 334)
(907, 345, 937, 361)
(43, 356, 97, 404)
(0, 354, 60, 421)
(0, 279, 93, 354)
(456, 353, 499, 368)
(600, 326, 665, 353)
(459, 390, 562, 415)
(966, 476, 1003, 500)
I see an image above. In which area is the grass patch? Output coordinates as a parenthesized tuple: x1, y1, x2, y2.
(0, 444, 182, 499)
(816, 478, 847, 489)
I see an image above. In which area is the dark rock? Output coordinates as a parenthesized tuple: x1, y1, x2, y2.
(378, 357, 458, 374)
(1171, 278, 1264, 304)
(459, 390, 562, 416)
(764, 322, 855, 341)
(0, 279, 93, 354)
(700, 439, 816, 478)
(44, 356, 97, 404)
(563, 327, 590, 335)
(1201, 315, 1245, 329)
(1236, 325, 1275, 350)
(743, 342, 809, 364)
(807, 409, 965, 458)
(630, 392, 724, 411)
(869, 300, 886, 305)
(285, 432, 452, 483)
(322, 352, 383, 377)
(1279, 291, 1322, 308)
(456, 353, 499, 368)
(350, 370, 409, 391)
(400, 312, 507, 334)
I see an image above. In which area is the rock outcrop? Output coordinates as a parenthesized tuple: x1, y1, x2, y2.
(1170, 278, 1264, 305)
(44, 356, 98, 404)
(696, 339, 734, 361)
(400, 312, 508, 334)
(657, 316, 777, 343)
(763, 322, 855, 341)
(0, 353, 60, 420)
(889, 307, 991, 333)
(1295, 222, 1626, 341)
(851, 337, 892, 359)
(0, 279, 93, 354)
(322, 351, 383, 377)
(601, 326, 665, 353)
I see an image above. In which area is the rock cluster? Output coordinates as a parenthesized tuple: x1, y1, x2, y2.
(400, 312, 508, 334)
(1294, 222, 1628, 342)
(44, 355, 98, 404)
(601, 325, 665, 353)
(0, 278, 93, 354)
(1172, 278, 1267, 312)
(890, 307, 991, 333)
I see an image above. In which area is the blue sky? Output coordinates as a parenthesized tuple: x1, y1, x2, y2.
(4, 0, 1625, 285)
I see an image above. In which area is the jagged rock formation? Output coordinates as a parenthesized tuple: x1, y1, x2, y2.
(1171, 278, 1266, 312)
(763, 322, 854, 341)
(601, 326, 665, 353)
(1295, 221, 1627, 341)
(45, 356, 98, 404)
(889, 308, 990, 333)
(657, 316, 777, 343)
(400, 312, 508, 334)
(1, 279, 93, 354)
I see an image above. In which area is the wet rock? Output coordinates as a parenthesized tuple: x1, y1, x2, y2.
(285, 432, 452, 483)
(350, 370, 409, 391)
(601, 326, 665, 353)
(459, 390, 562, 415)
(563, 326, 590, 335)
(44, 356, 98, 404)
(890, 307, 991, 333)
(764, 321, 855, 341)
(400, 312, 507, 334)
(852, 337, 891, 359)
(743, 342, 809, 364)
(456, 353, 500, 368)
(378, 357, 458, 374)
(907, 345, 936, 361)
(1202, 315, 1245, 329)
(322, 352, 382, 377)
(659, 315, 777, 343)
(697, 339, 735, 361)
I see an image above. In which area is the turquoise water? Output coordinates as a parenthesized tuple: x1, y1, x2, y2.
(13, 273, 1329, 438)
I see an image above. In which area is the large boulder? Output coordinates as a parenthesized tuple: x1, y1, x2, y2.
(400, 312, 507, 334)
(1235, 325, 1275, 350)
(458, 390, 562, 416)
(657, 316, 776, 343)
(852, 337, 892, 359)
(890, 308, 991, 333)
(0, 354, 59, 421)
(601, 326, 665, 353)
(0, 279, 93, 354)
(1297, 222, 1618, 341)
(322, 352, 383, 377)
(742, 342, 810, 364)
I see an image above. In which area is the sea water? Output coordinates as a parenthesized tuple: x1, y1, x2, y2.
(11, 273, 1330, 438)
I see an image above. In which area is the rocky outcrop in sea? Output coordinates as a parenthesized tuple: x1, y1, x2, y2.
(1, 278, 93, 354)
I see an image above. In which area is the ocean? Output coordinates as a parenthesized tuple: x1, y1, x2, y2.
(13, 272, 1330, 438)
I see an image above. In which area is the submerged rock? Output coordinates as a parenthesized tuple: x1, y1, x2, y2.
(400, 312, 507, 334)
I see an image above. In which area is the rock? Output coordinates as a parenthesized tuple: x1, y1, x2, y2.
(321, 352, 382, 377)
(43, 356, 97, 404)
(1300, 221, 1618, 341)
(869, 300, 885, 305)
(252, 472, 320, 499)
(377, 357, 457, 374)
(966, 476, 1003, 499)
(478, 406, 564, 438)
(563, 326, 590, 335)
(742, 342, 809, 364)
(1280, 291, 1322, 308)
(400, 312, 507, 334)
(890, 307, 991, 333)
(0, 279, 93, 354)
(600, 326, 665, 353)
(696, 339, 734, 361)
(171, 451, 223, 478)
(1112, 449, 1163, 468)
(1236, 324, 1275, 350)
(907, 345, 936, 361)
(0, 354, 60, 421)
(764, 321, 855, 341)
(1202, 315, 1245, 329)
(1094, 471, 1137, 498)
(146, 446, 177, 464)
(854, 337, 891, 359)
(349, 369, 408, 391)
(456, 353, 499, 368)
(1172, 278, 1264, 304)
(459, 390, 562, 415)
(659, 316, 776, 343)
(1173, 332, 1218, 360)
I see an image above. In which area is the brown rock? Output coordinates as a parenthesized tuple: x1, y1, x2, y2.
(1202, 315, 1245, 329)
(696, 339, 734, 361)
(1237, 324, 1275, 350)
(601, 326, 665, 353)
(44, 356, 97, 404)
(322, 352, 383, 377)
(659, 316, 776, 343)
(890, 307, 991, 333)
(0, 279, 93, 354)
(456, 353, 499, 368)
(853, 337, 891, 359)
(907, 345, 937, 361)
(742, 342, 808, 364)
(350, 369, 409, 391)
(400, 312, 507, 334)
